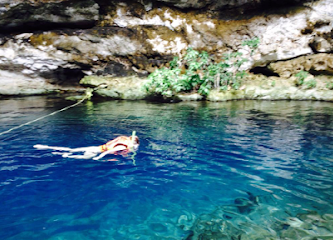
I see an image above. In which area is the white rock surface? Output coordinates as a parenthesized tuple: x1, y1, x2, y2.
(0, 0, 332, 98)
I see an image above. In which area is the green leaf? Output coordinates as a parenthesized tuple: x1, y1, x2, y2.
(242, 37, 260, 49)
(169, 57, 179, 69)
(144, 43, 260, 97)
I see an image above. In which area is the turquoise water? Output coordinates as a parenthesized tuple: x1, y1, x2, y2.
(0, 97, 333, 240)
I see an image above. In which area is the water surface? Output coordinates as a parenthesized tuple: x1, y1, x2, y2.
(1, 97, 333, 239)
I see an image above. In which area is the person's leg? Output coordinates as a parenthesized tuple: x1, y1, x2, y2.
(62, 151, 98, 159)
(66, 146, 100, 153)
(34, 145, 100, 153)
(34, 144, 73, 151)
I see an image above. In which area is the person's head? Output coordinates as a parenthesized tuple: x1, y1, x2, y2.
(129, 136, 140, 151)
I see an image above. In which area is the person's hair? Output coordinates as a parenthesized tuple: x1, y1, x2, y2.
(130, 136, 139, 144)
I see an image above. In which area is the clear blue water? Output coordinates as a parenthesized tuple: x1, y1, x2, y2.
(1, 97, 333, 240)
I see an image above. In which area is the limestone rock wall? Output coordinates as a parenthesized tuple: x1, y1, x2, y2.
(0, 0, 332, 98)
(268, 53, 333, 77)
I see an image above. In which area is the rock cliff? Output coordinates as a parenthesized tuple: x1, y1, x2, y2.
(0, 0, 332, 101)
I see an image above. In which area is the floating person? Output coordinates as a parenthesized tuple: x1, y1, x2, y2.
(34, 132, 139, 160)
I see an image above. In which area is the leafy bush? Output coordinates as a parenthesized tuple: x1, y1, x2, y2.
(294, 70, 316, 89)
(144, 39, 259, 98)
(242, 37, 260, 55)
(305, 78, 317, 89)
(295, 70, 309, 86)
(326, 82, 333, 90)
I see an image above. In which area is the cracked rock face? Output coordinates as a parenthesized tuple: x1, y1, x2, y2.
(0, 0, 99, 32)
(0, 0, 332, 97)
(268, 53, 333, 78)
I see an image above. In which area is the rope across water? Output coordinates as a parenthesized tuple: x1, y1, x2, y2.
(0, 87, 100, 137)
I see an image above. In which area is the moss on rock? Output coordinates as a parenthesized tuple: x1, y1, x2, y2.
(29, 32, 59, 46)
(78, 73, 333, 102)
(80, 75, 148, 100)
(206, 73, 333, 102)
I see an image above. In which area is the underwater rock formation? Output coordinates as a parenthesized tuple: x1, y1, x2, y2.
(0, 0, 332, 100)
(181, 193, 333, 240)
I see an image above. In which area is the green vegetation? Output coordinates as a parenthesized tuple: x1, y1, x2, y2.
(305, 78, 317, 89)
(144, 38, 259, 99)
(294, 70, 316, 89)
(295, 70, 308, 86)
(242, 37, 260, 55)
(326, 82, 333, 90)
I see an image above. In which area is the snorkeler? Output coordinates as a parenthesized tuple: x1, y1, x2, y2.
(34, 134, 139, 160)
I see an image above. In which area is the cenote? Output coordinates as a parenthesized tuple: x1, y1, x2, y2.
(1, 96, 333, 240)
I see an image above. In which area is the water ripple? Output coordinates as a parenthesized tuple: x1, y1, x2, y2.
(1, 99, 333, 239)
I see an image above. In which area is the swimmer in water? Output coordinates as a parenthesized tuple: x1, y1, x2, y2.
(34, 134, 139, 160)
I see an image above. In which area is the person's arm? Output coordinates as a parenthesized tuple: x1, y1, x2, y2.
(93, 145, 127, 160)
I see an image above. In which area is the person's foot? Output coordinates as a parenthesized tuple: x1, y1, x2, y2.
(34, 144, 48, 149)
(52, 152, 64, 155)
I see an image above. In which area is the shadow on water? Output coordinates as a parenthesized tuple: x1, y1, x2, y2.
(0, 97, 333, 239)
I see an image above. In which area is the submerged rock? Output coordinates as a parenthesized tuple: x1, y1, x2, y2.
(183, 193, 280, 240)
(279, 212, 333, 239)
(183, 193, 333, 240)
